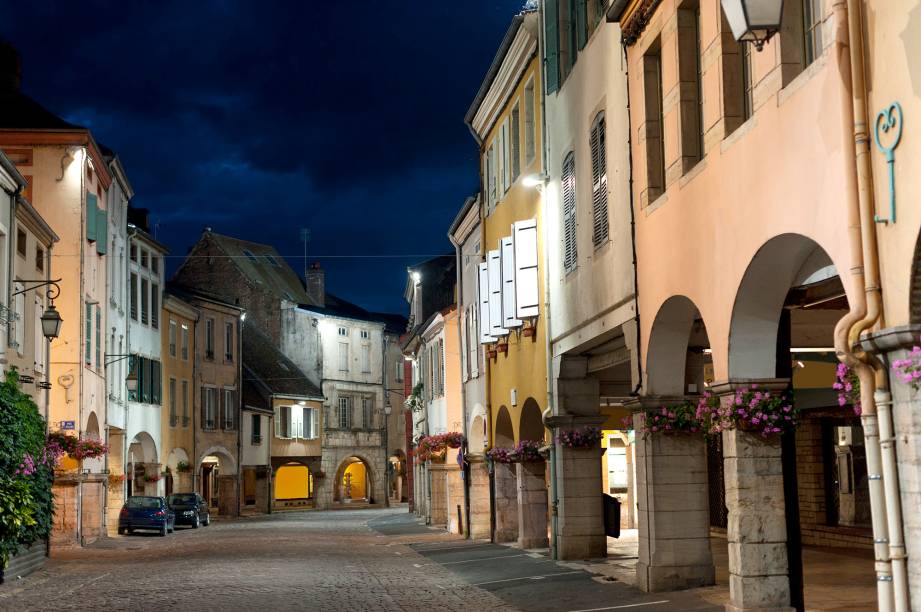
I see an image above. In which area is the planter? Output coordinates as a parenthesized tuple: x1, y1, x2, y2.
(0, 540, 46, 584)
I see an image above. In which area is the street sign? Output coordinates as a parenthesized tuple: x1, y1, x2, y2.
(60, 420, 75, 430)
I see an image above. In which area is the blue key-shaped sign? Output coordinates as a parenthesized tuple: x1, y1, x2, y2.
(874, 102, 903, 224)
(60, 420, 75, 430)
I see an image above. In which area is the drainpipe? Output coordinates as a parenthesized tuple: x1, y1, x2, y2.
(448, 229, 471, 536)
(832, 1, 907, 609)
(3, 183, 17, 372)
(77, 148, 86, 545)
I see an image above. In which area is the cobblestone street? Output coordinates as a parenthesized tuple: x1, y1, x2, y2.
(0, 507, 718, 612)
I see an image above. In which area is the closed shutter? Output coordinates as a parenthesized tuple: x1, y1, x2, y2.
(576, 0, 588, 50)
(86, 193, 98, 242)
(470, 307, 479, 377)
(545, 0, 560, 94)
(477, 263, 494, 344)
(487, 249, 507, 337)
(590, 113, 610, 246)
(502, 119, 511, 192)
(438, 339, 445, 396)
(202, 387, 208, 429)
(513, 219, 540, 318)
(562, 153, 578, 272)
(460, 310, 468, 382)
(500, 236, 522, 328)
(96, 208, 107, 255)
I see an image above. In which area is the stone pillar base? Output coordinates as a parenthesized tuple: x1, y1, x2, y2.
(428, 463, 449, 527)
(494, 461, 519, 543)
(517, 461, 549, 549)
(556, 444, 605, 559)
(635, 412, 714, 592)
(468, 457, 491, 539)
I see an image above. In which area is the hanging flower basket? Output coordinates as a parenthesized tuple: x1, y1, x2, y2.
(48, 431, 108, 460)
(892, 342, 921, 390)
(485, 446, 515, 464)
(834, 363, 862, 416)
(696, 386, 796, 439)
(639, 401, 700, 437)
(513, 439, 544, 463)
(404, 383, 425, 413)
(415, 432, 465, 463)
(556, 426, 602, 448)
(176, 460, 191, 473)
(108, 473, 126, 486)
(144, 473, 161, 483)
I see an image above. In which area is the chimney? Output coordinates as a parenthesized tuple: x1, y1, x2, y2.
(306, 262, 325, 307)
(0, 41, 21, 93)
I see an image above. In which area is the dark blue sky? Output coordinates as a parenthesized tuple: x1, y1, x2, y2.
(3, 1, 524, 314)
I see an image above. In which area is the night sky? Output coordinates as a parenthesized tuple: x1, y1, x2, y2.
(3, 1, 525, 315)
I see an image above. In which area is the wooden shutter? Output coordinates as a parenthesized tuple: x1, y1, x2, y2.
(460, 309, 468, 382)
(438, 339, 445, 396)
(590, 113, 610, 246)
(96, 208, 108, 255)
(545, 0, 560, 93)
(487, 249, 507, 337)
(86, 193, 97, 242)
(500, 236, 522, 328)
(477, 263, 494, 344)
(502, 119, 511, 192)
(562, 153, 578, 272)
(576, 0, 588, 50)
(513, 219, 540, 318)
(202, 387, 208, 430)
(470, 306, 479, 377)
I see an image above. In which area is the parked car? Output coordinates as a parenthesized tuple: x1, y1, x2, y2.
(118, 496, 175, 536)
(168, 492, 210, 528)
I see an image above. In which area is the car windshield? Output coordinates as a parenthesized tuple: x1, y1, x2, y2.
(169, 494, 196, 505)
(126, 497, 161, 509)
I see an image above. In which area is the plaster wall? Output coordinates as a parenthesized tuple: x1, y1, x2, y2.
(242, 411, 270, 466)
(160, 299, 196, 481)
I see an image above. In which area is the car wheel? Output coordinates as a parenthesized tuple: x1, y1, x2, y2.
(192, 515, 200, 529)
(203, 514, 210, 526)
(160, 524, 167, 537)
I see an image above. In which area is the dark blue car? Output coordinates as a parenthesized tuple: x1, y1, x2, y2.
(118, 496, 175, 536)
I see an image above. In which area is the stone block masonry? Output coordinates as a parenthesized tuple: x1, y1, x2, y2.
(517, 460, 549, 549)
(493, 461, 519, 543)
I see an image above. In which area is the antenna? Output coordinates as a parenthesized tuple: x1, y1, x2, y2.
(300, 228, 310, 280)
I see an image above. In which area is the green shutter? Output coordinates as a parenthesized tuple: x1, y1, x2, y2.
(545, 0, 560, 94)
(96, 208, 108, 255)
(86, 193, 98, 242)
(576, 0, 588, 50)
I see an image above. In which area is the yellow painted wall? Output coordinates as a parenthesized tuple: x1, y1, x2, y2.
(275, 464, 310, 500)
(343, 462, 366, 499)
(271, 396, 323, 458)
(482, 55, 548, 445)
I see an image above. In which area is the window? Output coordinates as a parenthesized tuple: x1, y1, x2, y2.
(242, 249, 258, 263)
(338, 326, 348, 337)
(304, 407, 317, 439)
(677, 1, 704, 167)
(95, 306, 101, 368)
(803, 0, 823, 67)
(511, 101, 521, 181)
(181, 380, 189, 426)
(561, 152, 578, 273)
(181, 324, 190, 360)
(140, 249, 148, 269)
(396, 360, 404, 382)
(205, 319, 214, 359)
(169, 378, 178, 426)
(130, 244, 137, 262)
(151, 283, 159, 329)
(202, 387, 217, 430)
(169, 320, 177, 357)
(338, 396, 352, 429)
(277, 405, 291, 438)
(360, 343, 371, 373)
(338, 342, 349, 371)
(222, 389, 236, 430)
(35, 245, 43, 272)
(129, 273, 138, 320)
(225, 322, 234, 361)
(360, 330, 369, 339)
(84, 301, 92, 365)
(589, 113, 610, 247)
(150, 255, 159, 275)
(251, 414, 262, 444)
(524, 79, 536, 164)
(362, 397, 372, 429)
(642, 40, 666, 203)
(140, 278, 149, 325)
(16, 229, 26, 257)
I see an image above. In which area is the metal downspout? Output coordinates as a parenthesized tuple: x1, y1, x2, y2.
(448, 229, 471, 537)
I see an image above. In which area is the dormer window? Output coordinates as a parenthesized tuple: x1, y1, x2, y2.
(242, 249, 258, 263)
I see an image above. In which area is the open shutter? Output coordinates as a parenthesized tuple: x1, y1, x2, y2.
(86, 193, 98, 242)
(477, 263, 494, 344)
(96, 208, 108, 255)
(500, 236, 522, 328)
(545, 0, 560, 94)
(562, 153, 578, 272)
(487, 249, 507, 337)
(576, 0, 588, 50)
(590, 114, 610, 246)
(514, 219, 540, 318)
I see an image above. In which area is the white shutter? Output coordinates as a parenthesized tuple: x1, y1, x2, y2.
(477, 263, 494, 344)
(294, 406, 304, 439)
(275, 406, 282, 438)
(514, 219, 540, 318)
(470, 307, 479, 377)
(487, 250, 508, 337)
(591, 114, 610, 246)
(500, 236, 522, 328)
(460, 309, 468, 382)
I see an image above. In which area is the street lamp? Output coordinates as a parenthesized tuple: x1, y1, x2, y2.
(721, 0, 785, 51)
(40, 303, 62, 340)
(125, 368, 139, 394)
(10, 279, 64, 340)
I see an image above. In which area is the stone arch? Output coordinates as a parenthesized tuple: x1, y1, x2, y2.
(468, 403, 488, 454)
(494, 405, 514, 447)
(519, 398, 545, 442)
(196, 445, 237, 473)
(128, 430, 158, 464)
(333, 455, 375, 503)
(165, 447, 190, 470)
(728, 233, 840, 379)
(85, 411, 101, 439)
(646, 295, 711, 395)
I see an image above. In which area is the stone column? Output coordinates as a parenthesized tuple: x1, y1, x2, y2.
(468, 456, 491, 539)
(493, 461, 519, 543)
(445, 463, 464, 534)
(217, 475, 239, 517)
(428, 462, 448, 526)
(633, 411, 714, 591)
(723, 428, 791, 612)
(517, 460, 549, 549)
(555, 443, 605, 559)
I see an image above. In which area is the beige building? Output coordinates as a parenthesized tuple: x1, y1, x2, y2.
(161, 293, 198, 496)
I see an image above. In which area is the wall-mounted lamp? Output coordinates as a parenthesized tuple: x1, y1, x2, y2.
(411, 272, 421, 283)
(720, 0, 784, 51)
(522, 173, 549, 189)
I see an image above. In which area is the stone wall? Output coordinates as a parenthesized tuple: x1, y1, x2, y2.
(428, 464, 448, 526)
(517, 461, 549, 549)
(493, 462, 519, 543)
(445, 466, 465, 534)
(468, 458, 491, 539)
(51, 476, 106, 549)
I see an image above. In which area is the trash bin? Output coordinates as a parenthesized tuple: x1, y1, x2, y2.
(602, 494, 621, 538)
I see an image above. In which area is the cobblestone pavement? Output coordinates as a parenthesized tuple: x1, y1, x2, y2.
(0, 508, 515, 612)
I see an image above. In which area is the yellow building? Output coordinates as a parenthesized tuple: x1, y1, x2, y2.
(464, 8, 548, 549)
(160, 292, 198, 496)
